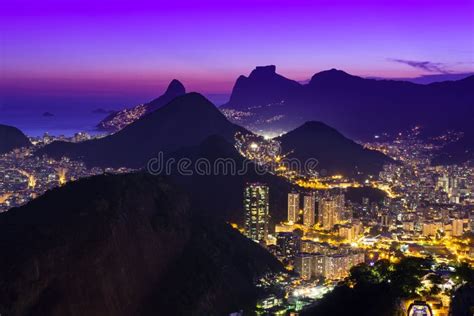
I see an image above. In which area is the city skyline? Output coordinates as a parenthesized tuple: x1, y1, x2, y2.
(1, 1, 473, 315)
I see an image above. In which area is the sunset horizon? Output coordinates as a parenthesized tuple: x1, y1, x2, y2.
(1, 1, 473, 315)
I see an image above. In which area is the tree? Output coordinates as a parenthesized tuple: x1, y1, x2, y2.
(391, 257, 431, 298)
(454, 262, 474, 284)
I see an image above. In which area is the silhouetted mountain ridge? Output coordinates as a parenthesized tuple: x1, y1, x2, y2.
(228, 65, 302, 109)
(0, 124, 31, 154)
(38, 93, 247, 168)
(222, 66, 474, 139)
(147, 79, 185, 112)
(97, 79, 186, 131)
(309, 68, 360, 84)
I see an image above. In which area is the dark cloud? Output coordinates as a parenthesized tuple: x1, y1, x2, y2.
(389, 58, 450, 74)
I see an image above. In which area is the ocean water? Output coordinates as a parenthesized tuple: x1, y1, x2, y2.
(0, 93, 230, 137)
(0, 96, 126, 137)
(0, 109, 108, 137)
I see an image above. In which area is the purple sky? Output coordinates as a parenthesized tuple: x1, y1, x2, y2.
(1, 0, 474, 99)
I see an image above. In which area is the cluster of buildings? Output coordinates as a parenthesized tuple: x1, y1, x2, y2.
(287, 191, 347, 230)
(273, 232, 365, 281)
(243, 182, 366, 282)
(295, 249, 364, 281)
(365, 129, 474, 241)
(31, 131, 105, 145)
(239, 129, 474, 293)
(283, 191, 365, 280)
(0, 143, 132, 213)
(243, 174, 473, 284)
(96, 104, 147, 132)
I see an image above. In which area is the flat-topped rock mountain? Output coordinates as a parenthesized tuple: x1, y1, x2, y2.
(222, 66, 474, 139)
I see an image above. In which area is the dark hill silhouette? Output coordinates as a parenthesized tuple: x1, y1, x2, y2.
(38, 93, 246, 168)
(164, 134, 388, 225)
(227, 65, 302, 108)
(0, 124, 31, 154)
(97, 79, 186, 131)
(276, 121, 393, 177)
(0, 173, 283, 316)
(146, 79, 186, 112)
(308, 68, 362, 85)
(222, 66, 474, 139)
(432, 132, 474, 165)
(166, 135, 295, 225)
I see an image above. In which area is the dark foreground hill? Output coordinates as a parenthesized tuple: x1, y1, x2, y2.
(165, 135, 295, 225)
(0, 124, 31, 154)
(37, 93, 246, 168)
(0, 173, 283, 316)
(276, 121, 393, 178)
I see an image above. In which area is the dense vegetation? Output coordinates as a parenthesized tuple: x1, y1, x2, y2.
(303, 258, 474, 316)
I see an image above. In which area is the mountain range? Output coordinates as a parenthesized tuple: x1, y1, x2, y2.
(37, 93, 246, 168)
(35, 91, 392, 224)
(158, 133, 387, 226)
(221, 65, 474, 139)
(0, 124, 31, 154)
(97, 79, 186, 132)
(39, 92, 392, 176)
(0, 173, 283, 316)
(37, 91, 392, 187)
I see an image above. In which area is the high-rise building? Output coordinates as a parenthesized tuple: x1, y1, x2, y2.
(294, 254, 312, 280)
(470, 214, 474, 233)
(287, 192, 300, 223)
(437, 174, 449, 193)
(244, 183, 269, 242)
(402, 221, 414, 233)
(312, 254, 325, 277)
(422, 222, 442, 237)
(303, 194, 316, 227)
(338, 225, 353, 242)
(276, 232, 300, 262)
(380, 213, 390, 228)
(342, 204, 353, 222)
(452, 219, 464, 237)
(314, 252, 364, 280)
(318, 195, 344, 230)
(300, 240, 328, 254)
(338, 223, 363, 242)
(449, 176, 459, 191)
(334, 194, 345, 217)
